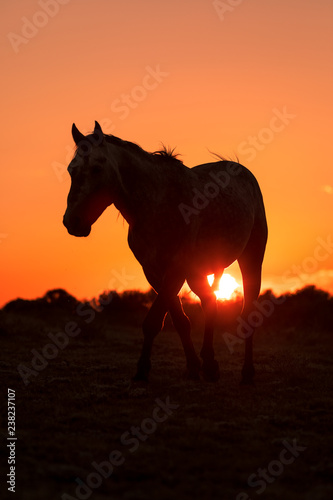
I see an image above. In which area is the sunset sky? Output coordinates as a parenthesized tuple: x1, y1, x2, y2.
(1, 0, 332, 306)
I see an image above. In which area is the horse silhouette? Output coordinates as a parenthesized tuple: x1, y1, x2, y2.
(63, 121, 268, 384)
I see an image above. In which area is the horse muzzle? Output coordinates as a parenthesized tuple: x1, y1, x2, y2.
(63, 213, 91, 237)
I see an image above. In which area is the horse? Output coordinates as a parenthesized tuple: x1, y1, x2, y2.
(63, 121, 268, 384)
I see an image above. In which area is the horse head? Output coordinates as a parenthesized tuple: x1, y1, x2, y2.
(63, 121, 116, 237)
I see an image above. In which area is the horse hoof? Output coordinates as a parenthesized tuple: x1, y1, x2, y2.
(202, 360, 220, 382)
(241, 365, 255, 385)
(240, 377, 255, 386)
(132, 368, 149, 383)
(134, 358, 151, 382)
(185, 358, 201, 380)
(132, 371, 149, 383)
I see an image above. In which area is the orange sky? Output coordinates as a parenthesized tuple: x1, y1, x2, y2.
(1, 0, 333, 306)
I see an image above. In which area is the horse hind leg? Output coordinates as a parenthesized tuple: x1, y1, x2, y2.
(187, 274, 220, 382)
(238, 249, 265, 385)
(169, 296, 201, 379)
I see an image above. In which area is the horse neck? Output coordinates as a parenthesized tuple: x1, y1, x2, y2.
(109, 145, 168, 226)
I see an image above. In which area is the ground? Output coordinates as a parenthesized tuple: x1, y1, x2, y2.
(1, 300, 333, 500)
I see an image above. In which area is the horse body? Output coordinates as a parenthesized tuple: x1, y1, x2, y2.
(181, 161, 264, 273)
(63, 122, 267, 383)
(127, 160, 264, 283)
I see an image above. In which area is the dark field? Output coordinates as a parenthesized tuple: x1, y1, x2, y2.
(1, 287, 333, 500)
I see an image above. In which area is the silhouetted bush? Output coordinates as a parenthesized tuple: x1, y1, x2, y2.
(1, 285, 332, 334)
(43, 288, 79, 311)
(3, 289, 78, 315)
(2, 289, 80, 331)
(263, 285, 333, 332)
(95, 288, 157, 326)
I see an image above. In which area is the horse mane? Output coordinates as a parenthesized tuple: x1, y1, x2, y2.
(152, 145, 183, 164)
(208, 149, 240, 163)
(104, 134, 183, 166)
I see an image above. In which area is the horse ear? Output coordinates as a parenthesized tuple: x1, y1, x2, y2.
(94, 121, 103, 134)
(93, 121, 105, 145)
(72, 123, 85, 145)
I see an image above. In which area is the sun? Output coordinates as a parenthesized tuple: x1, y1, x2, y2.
(207, 273, 240, 300)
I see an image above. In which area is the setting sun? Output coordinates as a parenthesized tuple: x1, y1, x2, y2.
(207, 274, 240, 300)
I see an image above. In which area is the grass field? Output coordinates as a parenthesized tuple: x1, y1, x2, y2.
(1, 290, 333, 500)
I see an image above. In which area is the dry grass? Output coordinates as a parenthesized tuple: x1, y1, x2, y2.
(1, 308, 333, 500)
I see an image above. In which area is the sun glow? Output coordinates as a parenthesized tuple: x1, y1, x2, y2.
(207, 273, 240, 300)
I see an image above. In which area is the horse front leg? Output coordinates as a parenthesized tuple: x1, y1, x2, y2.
(169, 296, 201, 379)
(200, 294, 220, 382)
(133, 294, 168, 381)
